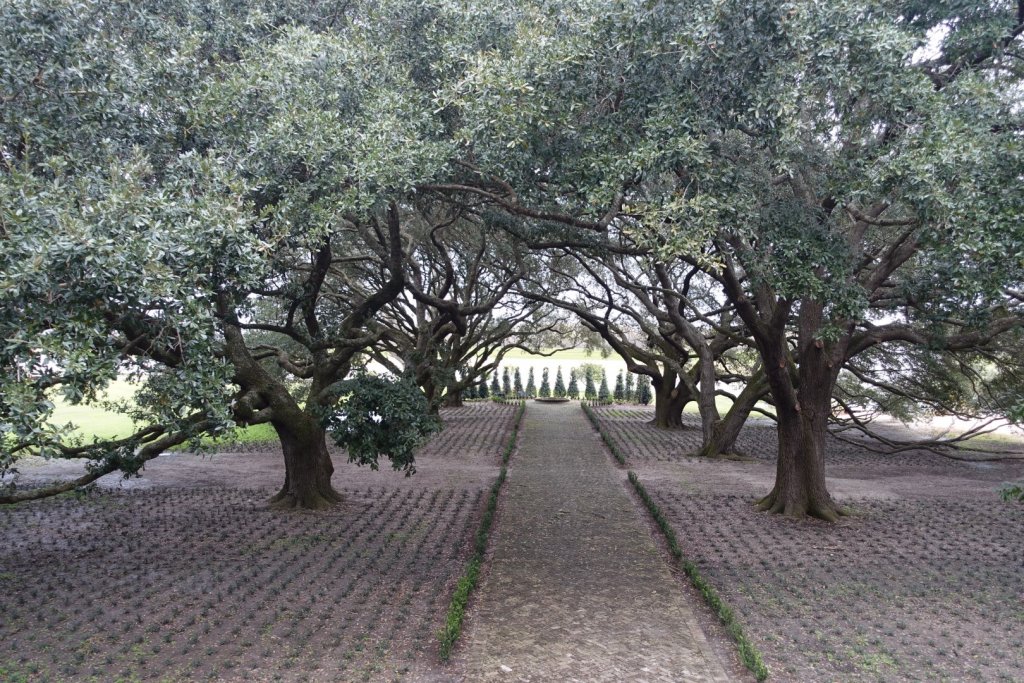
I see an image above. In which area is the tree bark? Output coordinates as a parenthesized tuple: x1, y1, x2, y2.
(696, 372, 767, 457)
(651, 371, 692, 429)
(417, 370, 442, 415)
(268, 417, 343, 510)
(755, 302, 845, 521)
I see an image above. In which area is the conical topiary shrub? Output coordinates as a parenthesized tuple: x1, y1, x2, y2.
(637, 378, 652, 405)
(554, 367, 567, 398)
(539, 368, 551, 398)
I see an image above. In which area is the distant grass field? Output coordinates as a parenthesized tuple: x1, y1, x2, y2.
(47, 359, 775, 446)
(48, 381, 139, 441)
(49, 380, 276, 445)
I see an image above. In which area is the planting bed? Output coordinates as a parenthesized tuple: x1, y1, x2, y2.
(591, 405, 1024, 682)
(0, 402, 517, 682)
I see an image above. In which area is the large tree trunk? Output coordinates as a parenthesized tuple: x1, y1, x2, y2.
(442, 388, 464, 408)
(418, 373, 442, 415)
(694, 353, 720, 443)
(756, 402, 842, 521)
(696, 371, 767, 458)
(269, 417, 343, 510)
(756, 302, 845, 521)
(651, 371, 692, 429)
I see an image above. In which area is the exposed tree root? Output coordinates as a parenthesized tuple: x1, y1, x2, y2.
(692, 448, 753, 461)
(268, 485, 343, 511)
(647, 419, 691, 430)
(756, 490, 848, 523)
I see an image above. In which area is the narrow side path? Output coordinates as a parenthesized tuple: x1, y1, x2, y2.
(456, 402, 732, 682)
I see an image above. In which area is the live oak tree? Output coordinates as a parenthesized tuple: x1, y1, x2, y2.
(522, 245, 763, 439)
(437, 0, 1024, 519)
(365, 207, 556, 411)
(650, 1, 1024, 519)
(1, 0, 448, 508)
(3, 0, 1022, 522)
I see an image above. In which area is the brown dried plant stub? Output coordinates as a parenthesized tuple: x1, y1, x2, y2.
(591, 405, 1024, 682)
(0, 402, 518, 683)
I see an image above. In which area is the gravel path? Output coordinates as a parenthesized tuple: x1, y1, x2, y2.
(456, 401, 732, 682)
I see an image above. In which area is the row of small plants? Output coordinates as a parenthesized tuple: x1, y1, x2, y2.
(581, 403, 627, 465)
(0, 402, 525, 682)
(627, 472, 769, 681)
(653, 491, 1024, 681)
(583, 405, 768, 680)
(1, 485, 481, 681)
(593, 405, 1024, 680)
(438, 401, 526, 661)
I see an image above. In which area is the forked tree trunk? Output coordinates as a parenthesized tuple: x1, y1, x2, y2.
(652, 376, 692, 429)
(696, 372, 767, 458)
(269, 418, 343, 510)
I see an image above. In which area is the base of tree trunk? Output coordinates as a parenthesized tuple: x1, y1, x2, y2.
(268, 484, 344, 511)
(648, 416, 692, 430)
(755, 488, 850, 522)
(692, 447, 750, 461)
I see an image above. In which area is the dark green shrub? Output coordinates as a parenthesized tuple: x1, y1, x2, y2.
(554, 367, 567, 398)
(598, 372, 610, 402)
(567, 368, 579, 399)
(613, 370, 625, 402)
(637, 379, 652, 405)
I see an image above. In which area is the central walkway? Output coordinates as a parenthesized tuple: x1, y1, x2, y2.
(456, 402, 732, 682)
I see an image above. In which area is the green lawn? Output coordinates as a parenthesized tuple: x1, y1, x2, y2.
(49, 380, 276, 445)
(48, 381, 139, 441)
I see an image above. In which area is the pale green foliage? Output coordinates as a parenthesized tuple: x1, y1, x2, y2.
(0, 0, 452, 484)
(1001, 482, 1024, 502)
(196, 24, 451, 218)
(2, 0, 1022, 490)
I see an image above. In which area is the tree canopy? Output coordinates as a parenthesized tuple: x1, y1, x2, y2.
(2, 0, 1022, 515)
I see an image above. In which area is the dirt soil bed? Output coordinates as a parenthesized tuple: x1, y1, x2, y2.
(0, 402, 516, 683)
(593, 405, 1024, 682)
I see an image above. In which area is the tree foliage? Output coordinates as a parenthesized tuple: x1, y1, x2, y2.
(2, 0, 1022, 515)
